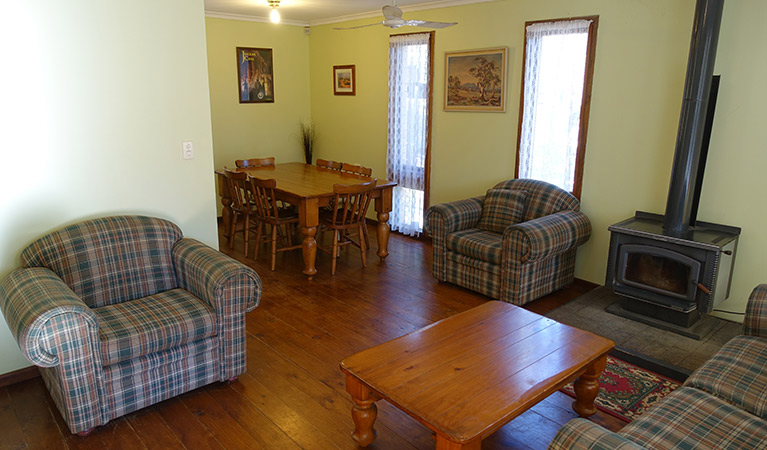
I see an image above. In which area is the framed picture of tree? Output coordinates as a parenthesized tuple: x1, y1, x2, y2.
(237, 47, 274, 103)
(444, 48, 507, 112)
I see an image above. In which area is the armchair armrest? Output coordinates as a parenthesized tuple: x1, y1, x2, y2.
(504, 210, 591, 262)
(425, 197, 484, 281)
(173, 238, 262, 313)
(548, 418, 646, 450)
(173, 238, 261, 380)
(424, 196, 484, 237)
(0, 268, 99, 367)
(0, 267, 104, 433)
(744, 284, 767, 338)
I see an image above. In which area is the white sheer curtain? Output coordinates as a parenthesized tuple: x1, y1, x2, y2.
(518, 20, 591, 192)
(387, 33, 431, 237)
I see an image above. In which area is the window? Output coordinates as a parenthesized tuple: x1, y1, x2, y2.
(387, 32, 434, 236)
(515, 17, 598, 199)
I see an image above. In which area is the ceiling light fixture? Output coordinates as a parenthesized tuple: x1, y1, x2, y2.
(268, 0, 280, 24)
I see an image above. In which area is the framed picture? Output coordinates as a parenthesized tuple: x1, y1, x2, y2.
(236, 47, 274, 103)
(444, 48, 507, 112)
(333, 65, 356, 96)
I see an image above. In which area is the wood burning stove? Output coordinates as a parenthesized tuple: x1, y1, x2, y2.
(606, 212, 739, 328)
(606, 0, 740, 331)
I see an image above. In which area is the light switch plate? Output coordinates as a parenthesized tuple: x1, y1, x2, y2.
(182, 141, 194, 160)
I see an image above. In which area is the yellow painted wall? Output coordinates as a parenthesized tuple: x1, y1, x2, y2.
(205, 17, 311, 213)
(0, 0, 218, 374)
(699, 0, 767, 316)
(308, 0, 767, 317)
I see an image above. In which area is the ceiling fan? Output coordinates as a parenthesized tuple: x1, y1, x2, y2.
(334, 2, 457, 30)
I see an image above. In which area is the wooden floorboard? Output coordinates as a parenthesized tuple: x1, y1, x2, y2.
(0, 223, 625, 449)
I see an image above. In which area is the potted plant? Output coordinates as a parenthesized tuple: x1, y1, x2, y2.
(298, 121, 316, 164)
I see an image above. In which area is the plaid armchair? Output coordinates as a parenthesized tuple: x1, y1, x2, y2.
(548, 284, 767, 449)
(425, 179, 591, 305)
(0, 216, 261, 435)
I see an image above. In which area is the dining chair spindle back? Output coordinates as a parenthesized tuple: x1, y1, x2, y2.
(341, 162, 373, 177)
(316, 159, 343, 171)
(235, 157, 276, 168)
(248, 176, 301, 270)
(321, 180, 377, 275)
(223, 169, 258, 257)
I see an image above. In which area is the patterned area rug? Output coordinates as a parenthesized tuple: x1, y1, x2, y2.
(561, 355, 681, 422)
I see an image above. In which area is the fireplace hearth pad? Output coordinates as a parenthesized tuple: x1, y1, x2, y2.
(605, 301, 722, 340)
(545, 286, 741, 374)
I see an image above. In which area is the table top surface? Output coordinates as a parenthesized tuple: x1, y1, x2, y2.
(340, 301, 614, 443)
(225, 162, 395, 199)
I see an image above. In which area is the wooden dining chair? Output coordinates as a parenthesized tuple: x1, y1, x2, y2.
(223, 169, 259, 257)
(248, 176, 301, 271)
(235, 156, 275, 168)
(316, 158, 343, 171)
(341, 162, 373, 177)
(320, 180, 377, 275)
(340, 163, 374, 247)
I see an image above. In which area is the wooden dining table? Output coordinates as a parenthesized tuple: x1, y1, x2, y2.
(216, 162, 397, 279)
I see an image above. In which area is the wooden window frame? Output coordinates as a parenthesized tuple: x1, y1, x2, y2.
(514, 16, 599, 200)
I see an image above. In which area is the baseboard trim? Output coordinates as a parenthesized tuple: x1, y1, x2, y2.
(573, 278, 600, 290)
(0, 366, 40, 388)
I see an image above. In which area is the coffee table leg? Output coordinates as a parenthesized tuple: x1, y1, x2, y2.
(436, 435, 481, 450)
(345, 374, 378, 447)
(572, 354, 607, 417)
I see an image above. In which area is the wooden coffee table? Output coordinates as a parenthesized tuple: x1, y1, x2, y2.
(340, 301, 614, 450)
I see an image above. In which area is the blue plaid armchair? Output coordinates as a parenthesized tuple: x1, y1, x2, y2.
(0, 216, 261, 435)
(425, 179, 591, 305)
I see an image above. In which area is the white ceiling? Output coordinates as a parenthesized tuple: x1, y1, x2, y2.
(204, 0, 495, 26)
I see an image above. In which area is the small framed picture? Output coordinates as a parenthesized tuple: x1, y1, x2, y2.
(333, 65, 356, 96)
(237, 47, 274, 103)
(445, 48, 507, 112)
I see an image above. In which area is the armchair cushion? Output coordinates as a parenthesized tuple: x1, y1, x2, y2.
(477, 189, 527, 233)
(446, 229, 503, 265)
(94, 289, 217, 365)
(683, 335, 767, 419)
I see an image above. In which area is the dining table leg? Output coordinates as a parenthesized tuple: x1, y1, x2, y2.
(299, 198, 319, 279)
(374, 186, 393, 262)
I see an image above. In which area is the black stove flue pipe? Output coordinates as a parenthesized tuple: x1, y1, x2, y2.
(663, 0, 724, 235)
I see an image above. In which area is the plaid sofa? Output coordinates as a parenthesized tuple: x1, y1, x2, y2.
(548, 284, 767, 450)
(424, 179, 591, 305)
(0, 216, 261, 435)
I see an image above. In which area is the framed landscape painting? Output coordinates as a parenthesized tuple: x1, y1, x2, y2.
(333, 65, 356, 96)
(444, 48, 507, 112)
(237, 47, 274, 103)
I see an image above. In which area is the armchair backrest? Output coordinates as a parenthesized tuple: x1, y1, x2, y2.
(492, 179, 580, 222)
(20, 216, 183, 308)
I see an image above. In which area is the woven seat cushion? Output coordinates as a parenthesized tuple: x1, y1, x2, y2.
(619, 386, 767, 450)
(94, 289, 217, 365)
(477, 189, 527, 233)
(446, 228, 503, 264)
(684, 335, 767, 419)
